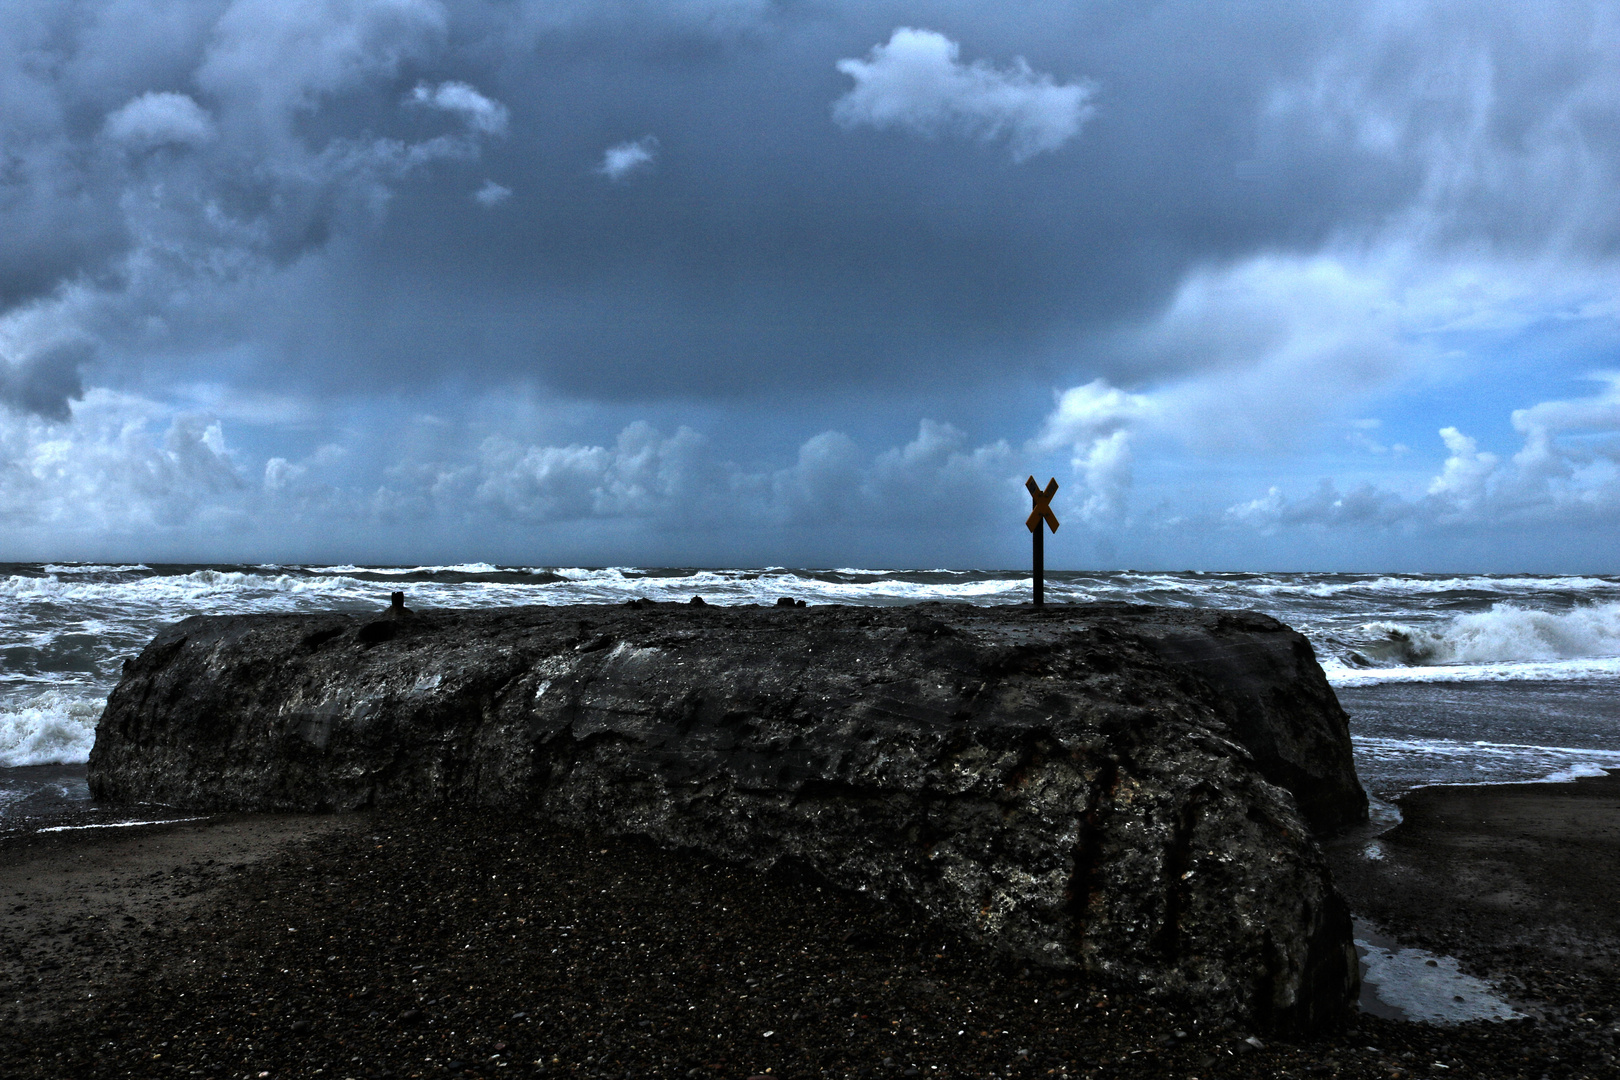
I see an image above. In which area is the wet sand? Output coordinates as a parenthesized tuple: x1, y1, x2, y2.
(0, 781, 1617, 1079)
(0, 813, 363, 1026)
(1326, 769, 1620, 1023)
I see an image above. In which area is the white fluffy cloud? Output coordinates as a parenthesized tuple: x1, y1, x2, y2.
(464, 419, 1016, 531)
(1427, 427, 1497, 511)
(833, 28, 1094, 161)
(1511, 374, 1620, 474)
(782, 419, 1017, 529)
(596, 137, 659, 181)
(409, 81, 510, 136)
(1225, 376, 1620, 534)
(104, 92, 216, 149)
(1032, 381, 1155, 526)
(471, 422, 712, 522)
(0, 389, 245, 548)
(196, 0, 449, 120)
(0, 395, 1022, 558)
(473, 179, 512, 206)
(1225, 481, 1411, 532)
(1038, 245, 1620, 526)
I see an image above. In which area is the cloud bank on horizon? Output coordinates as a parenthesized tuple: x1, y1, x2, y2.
(0, 0, 1617, 571)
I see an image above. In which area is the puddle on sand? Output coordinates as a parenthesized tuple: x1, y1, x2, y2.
(1355, 919, 1522, 1024)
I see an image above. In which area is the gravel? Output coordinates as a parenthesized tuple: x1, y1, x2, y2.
(3, 809, 1618, 1079)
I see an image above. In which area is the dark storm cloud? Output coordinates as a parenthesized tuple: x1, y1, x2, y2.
(0, 341, 89, 421)
(1, 0, 1616, 416)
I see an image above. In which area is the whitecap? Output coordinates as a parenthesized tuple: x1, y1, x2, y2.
(1324, 601, 1620, 681)
(548, 567, 636, 581)
(1352, 735, 1620, 788)
(308, 563, 503, 576)
(1326, 655, 1620, 687)
(1268, 574, 1619, 598)
(0, 691, 103, 767)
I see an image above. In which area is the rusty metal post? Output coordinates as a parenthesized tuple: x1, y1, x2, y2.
(1025, 476, 1060, 609)
(1033, 523, 1045, 607)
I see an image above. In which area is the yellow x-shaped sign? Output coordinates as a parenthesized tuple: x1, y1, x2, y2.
(1026, 476, 1059, 534)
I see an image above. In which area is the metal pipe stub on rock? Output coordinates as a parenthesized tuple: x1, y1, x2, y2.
(1026, 475, 1059, 607)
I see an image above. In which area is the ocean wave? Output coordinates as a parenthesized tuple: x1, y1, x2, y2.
(0, 690, 102, 767)
(0, 568, 358, 601)
(1251, 573, 1620, 598)
(1353, 734, 1620, 784)
(309, 563, 503, 576)
(10, 565, 1620, 701)
(547, 567, 638, 582)
(0, 630, 108, 678)
(0, 565, 1022, 611)
(789, 577, 1024, 600)
(1059, 572, 1620, 607)
(1330, 601, 1620, 678)
(1327, 656, 1620, 687)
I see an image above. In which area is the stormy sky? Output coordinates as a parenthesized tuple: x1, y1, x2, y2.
(2, 0, 1617, 571)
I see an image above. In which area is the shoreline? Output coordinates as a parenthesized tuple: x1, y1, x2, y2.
(1324, 769, 1620, 1028)
(0, 777, 1615, 1078)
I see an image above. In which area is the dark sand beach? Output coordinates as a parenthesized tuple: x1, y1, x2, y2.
(1324, 771, 1620, 1026)
(2, 779, 1619, 1080)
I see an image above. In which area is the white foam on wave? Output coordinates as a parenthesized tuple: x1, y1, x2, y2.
(13, 565, 1620, 718)
(310, 563, 503, 576)
(0, 568, 363, 604)
(1392, 602, 1620, 663)
(0, 690, 102, 767)
(1061, 572, 1210, 599)
(1541, 761, 1618, 783)
(548, 566, 637, 582)
(0, 565, 1029, 618)
(1353, 735, 1620, 787)
(1263, 574, 1619, 599)
(1328, 601, 1620, 684)
(791, 576, 1025, 601)
(1326, 655, 1620, 687)
(1040, 571, 1617, 604)
(37, 817, 206, 833)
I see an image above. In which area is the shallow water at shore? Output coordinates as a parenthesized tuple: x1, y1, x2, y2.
(1337, 680, 1620, 796)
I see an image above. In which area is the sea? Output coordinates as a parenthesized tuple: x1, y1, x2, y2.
(4, 563, 1620, 836)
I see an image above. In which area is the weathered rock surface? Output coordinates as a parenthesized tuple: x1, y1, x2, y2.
(89, 601, 1366, 1032)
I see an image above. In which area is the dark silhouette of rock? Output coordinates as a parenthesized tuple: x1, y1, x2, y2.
(88, 602, 1366, 1033)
